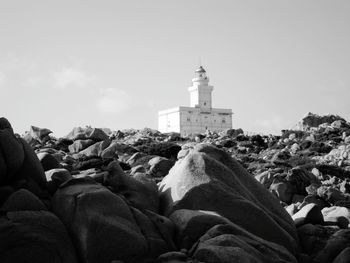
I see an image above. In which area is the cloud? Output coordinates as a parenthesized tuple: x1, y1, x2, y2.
(96, 88, 131, 114)
(53, 67, 95, 89)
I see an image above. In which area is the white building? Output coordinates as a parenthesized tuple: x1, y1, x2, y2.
(158, 66, 233, 136)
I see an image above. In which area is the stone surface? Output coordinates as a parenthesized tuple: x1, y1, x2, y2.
(159, 144, 298, 254)
(52, 177, 148, 263)
(0, 210, 78, 263)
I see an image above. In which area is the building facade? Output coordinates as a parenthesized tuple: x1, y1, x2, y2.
(158, 66, 233, 136)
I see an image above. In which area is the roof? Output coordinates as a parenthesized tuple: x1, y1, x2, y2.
(195, 66, 206, 73)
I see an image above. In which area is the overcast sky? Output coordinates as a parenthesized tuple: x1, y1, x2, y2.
(1, 0, 349, 136)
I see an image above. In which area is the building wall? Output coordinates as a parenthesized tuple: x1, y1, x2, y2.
(158, 108, 181, 133)
(178, 107, 232, 136)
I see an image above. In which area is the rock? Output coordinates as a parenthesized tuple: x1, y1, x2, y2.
(159, 144, 299, 254)
(16, 138, 48, 198)
(297, 224, 336, 257)
(65, 126, 109, 141)
(0, 120, 25, 184)
(45, 168, 72, 194)
(317, 186, 346, 204)
(105, 161, 159, 212)
(269, 181, 296, 203)
(192, 224, 298, 263)
(52, 177, 148, 263)
(158, 251, 188, 262)
(332, 247, 350, 263)
(130, 165, 146, 175)
(295, 112, 345, 130)
(78, 140, 111, 157)
(148, 156, 174, 178)
(291, 203, 324, 226)
(169, 209, 232, 249)
(322, 206, 350, 228)
(0, 210, 78, 263)
(130, 207, 175, 259)
(68, 139, 95, 153)
(29, 125, 52, 143)
(37, 152, 60, 171)
(255, 171, 274, 188)
(1, 189, 47, 211)
(314, 229, 350, 263)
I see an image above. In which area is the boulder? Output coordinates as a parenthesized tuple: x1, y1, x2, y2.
(0, 210, 78, 263)
(16, 138, 48, 198)
(37, 152, 60, 171)
(169, 209, 232, 249)
(0, 120, 25, 184)
(1, 189, 47, 212)
(192, 224, 298, 263)
(291, 203, 324, 226)
(78, 140, 111, 157)
(269, 181, 296, 203)
(68, 139, 95, 153)
(314, 229, 350, 263)
(148, 156, 174, 178)
(105, 161, 159, 212)
(159, 144, 298, 254)
(297, 224, 336, 256)
(130, 207, 175, 259)
(65, 127, 109, 142)
(28, 125, 52, 142)
(52, 177, 148, 263)
(332, 247, 350, 263)
(322, 206, 350, 228)
(45, 168, 72, 194)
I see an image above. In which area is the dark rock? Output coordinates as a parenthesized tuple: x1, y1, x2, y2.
(1, 189, 47, 211)
(106, 161, 159, 212)
(37, 152, 60, 171)
(52, 177, 148, 263)
(0, 210, 78, 263)
(292, 203, 324, 226)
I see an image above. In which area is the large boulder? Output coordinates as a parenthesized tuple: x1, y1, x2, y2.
(0, 118, 48, 198)
(295, 112, 345, 131)
(68, 139, 95, 153)
(65, 127, 109, 142)
(0, 118, 25, 184)
(37, 152, 60, 171)
(28, 125, 52, 143)
(105, 161, 159, 212)
(0, 210, 78, 263)
(192, 224, 298, 263)
(1, 189, 47, 212)
(148, 156, 174, 178)
(159, 144, 298, 254)
(77, 140, 111, 158)
(52, 177, 148, 263)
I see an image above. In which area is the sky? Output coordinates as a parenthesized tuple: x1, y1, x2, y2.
(0, 0, 349, 136)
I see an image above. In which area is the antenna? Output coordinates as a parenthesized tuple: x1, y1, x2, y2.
(198, 57, 202, 67)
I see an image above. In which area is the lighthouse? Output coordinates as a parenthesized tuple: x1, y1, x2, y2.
(158, 66, 232, 136)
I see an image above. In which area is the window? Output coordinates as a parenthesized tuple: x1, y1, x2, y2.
(222, 119, 226, 123)
(187, 117, 190, 122)
(204, 102, 206, 106)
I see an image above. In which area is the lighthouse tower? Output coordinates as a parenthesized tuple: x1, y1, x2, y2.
(158, 66, 232, 135)
(188, 66, 214, 110)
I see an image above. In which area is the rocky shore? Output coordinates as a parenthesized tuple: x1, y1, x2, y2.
(1, 112, 350, 263)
